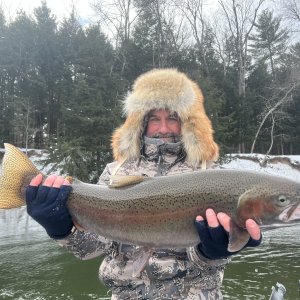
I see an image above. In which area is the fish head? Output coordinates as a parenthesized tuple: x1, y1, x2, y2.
(264, 192, 300, 226)
(228, 177, 300, 252)
(235, 182, 300, 228)
(278, 200, 300, 223)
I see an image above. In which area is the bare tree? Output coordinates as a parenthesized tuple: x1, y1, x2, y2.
(174, 0, 211, 74)
(281, 0, 300, 25)
(265, 111, 275, 156)
(251, 82, 300, 153)
(91, 0, 138, 76)
(161, 4, 189, 62)
(211, 22, 235, 77)
(150, 0, 171, 67)
(135, 0, 188, 68)
(11, 97, 36, 153)
(92, 0, 137, 42)
(218, 0, 265, 97)
(279, 0, 300, 44)
(157, 0, 188, 66)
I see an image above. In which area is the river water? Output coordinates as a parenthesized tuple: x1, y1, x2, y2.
(0, 208, 299, 300)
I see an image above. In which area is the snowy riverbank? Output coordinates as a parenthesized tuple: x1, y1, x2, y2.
(1, 147, 300, 181)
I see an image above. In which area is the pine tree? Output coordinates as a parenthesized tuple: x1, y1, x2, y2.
(249, 9, 289, 80)
(279, 42, 300, 154)
(33, 1, 62, 144)
(0, 8, 9, 146)
(0, 11, 38, 148)
(46, 23, 122, 182)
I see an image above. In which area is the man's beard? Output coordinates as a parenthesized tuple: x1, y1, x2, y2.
(149, 133, 181, 143)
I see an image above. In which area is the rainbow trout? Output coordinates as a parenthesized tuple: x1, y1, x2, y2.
(1, 143, 300, 252)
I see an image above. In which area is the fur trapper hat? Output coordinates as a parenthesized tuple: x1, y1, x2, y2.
(111, 68, 219, 166)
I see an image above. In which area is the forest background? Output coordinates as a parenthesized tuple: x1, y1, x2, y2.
(0, 0, 300, 182)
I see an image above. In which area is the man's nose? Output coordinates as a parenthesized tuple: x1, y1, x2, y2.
(159, 120, 170, 134)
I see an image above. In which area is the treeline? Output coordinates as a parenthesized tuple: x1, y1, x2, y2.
(0, 0, 300, 181)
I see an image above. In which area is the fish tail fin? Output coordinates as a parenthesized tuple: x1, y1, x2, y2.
(0, 143, 40, 209)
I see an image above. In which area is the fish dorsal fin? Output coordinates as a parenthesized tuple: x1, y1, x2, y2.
(109, 175, 149, 188)
(0, 143, 40, 208)
(228, 219, 250, 252)
(132, 247, 153, 278)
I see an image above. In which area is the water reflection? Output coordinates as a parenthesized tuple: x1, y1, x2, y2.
(0, 208, 108, 299)
(223, 225, 300, 300)
(1, 208, 299, 299)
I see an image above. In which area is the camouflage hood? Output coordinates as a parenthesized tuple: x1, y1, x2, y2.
(111, 68, 219, 167)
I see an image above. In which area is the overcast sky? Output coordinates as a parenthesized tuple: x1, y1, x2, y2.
(0, 0, 95, 24)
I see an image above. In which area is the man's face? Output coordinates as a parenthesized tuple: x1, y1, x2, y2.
(146, 109, 181, 142)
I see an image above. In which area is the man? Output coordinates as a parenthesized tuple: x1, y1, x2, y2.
(26, 68, 261, 299)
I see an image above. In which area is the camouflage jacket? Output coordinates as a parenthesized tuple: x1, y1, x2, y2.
(57, 144, 229, 300)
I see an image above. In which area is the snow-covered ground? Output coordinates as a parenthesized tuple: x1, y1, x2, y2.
(217, 153, 300, 181)
(1, 147, 300, 180)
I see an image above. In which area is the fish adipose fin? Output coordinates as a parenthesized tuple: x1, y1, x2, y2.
(0, 143, 40, 209)
(109, 175, 149, 188)
(228, 219, 250, 252)
(132, 246, 153, 278)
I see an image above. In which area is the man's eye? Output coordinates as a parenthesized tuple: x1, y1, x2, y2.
(168, 116, 178, 121)
(149, 117, 159, 122)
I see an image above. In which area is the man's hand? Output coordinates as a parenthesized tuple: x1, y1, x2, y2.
(26, 174, 74, 239)
(195, 208, 262, 260)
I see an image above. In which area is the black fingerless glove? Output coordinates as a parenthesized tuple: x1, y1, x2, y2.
(26, 184, 74, 239)
(195, 219, 262, 260)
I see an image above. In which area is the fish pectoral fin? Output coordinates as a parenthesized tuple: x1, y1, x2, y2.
(228, 219, 250, 252)
(109, 175, 149, 188)
(132, 247, 153, 278)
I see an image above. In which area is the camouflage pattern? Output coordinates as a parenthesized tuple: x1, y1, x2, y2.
(57, 142, 228, 300)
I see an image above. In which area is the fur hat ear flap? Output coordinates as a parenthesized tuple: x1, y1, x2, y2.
(111, 112, 143, 162)
(181, 82, 219, 166)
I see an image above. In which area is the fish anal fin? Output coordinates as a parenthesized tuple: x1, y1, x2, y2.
(132, 247, 153, 278)
(228, 219, 250, 252)
(109, 175, 148, 188)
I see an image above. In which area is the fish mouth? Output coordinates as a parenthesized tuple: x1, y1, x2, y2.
(288, 203, 300, 221)
(278, 202, 300, 222)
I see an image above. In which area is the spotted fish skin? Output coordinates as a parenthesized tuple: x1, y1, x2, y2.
(1, 143, 300, 251)
(68, 169, 300, 250)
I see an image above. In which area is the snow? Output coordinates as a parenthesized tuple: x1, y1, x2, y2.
(216, 153, 300, 181)
(1, 148, 300, 180)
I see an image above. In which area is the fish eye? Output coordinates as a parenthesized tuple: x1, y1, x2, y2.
(277, 195, 290, 206)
